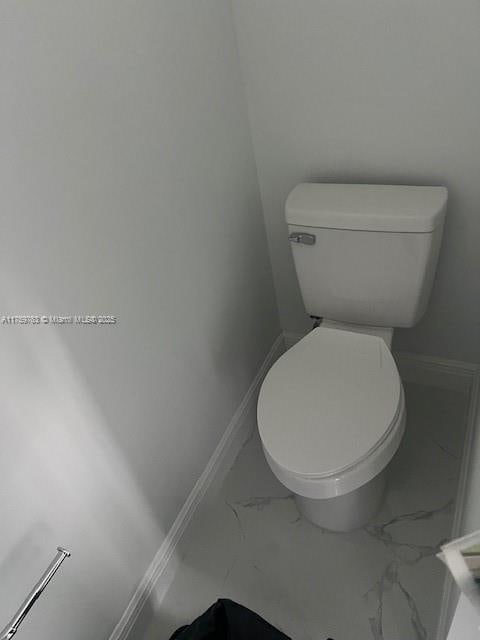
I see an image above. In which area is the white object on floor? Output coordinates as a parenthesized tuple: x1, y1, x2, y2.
(447, 595, 480, 640)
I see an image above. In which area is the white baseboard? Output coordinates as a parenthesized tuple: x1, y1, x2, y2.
(394, 352, 478, 393)
(108, 333, 285, 640)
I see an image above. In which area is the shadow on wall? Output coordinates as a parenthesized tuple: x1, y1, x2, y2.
(0, 277, 165, 640)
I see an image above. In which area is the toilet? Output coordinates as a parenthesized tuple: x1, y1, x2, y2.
(257, 183, 447, 532)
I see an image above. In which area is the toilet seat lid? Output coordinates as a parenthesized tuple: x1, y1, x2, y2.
(257, 328, 401, 479)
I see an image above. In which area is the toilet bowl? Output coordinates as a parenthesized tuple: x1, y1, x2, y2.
(257, 326, 406, 531)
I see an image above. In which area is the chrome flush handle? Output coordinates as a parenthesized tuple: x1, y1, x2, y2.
(289, 232, 316, 245)
(0, 547, 71, 640)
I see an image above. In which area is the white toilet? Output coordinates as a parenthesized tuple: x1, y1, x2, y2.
(257, 183, 447, 532)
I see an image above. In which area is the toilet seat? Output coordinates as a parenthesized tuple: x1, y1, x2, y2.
(257, 327, 406, 499)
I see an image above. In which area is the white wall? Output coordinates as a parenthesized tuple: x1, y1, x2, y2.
(0, 2, 279, 639)
(232, 0, 480, 363)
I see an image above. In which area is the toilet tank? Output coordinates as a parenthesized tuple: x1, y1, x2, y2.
(286, 183, 447, 327)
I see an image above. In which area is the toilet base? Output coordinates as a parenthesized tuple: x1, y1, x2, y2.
(294, 469, 387, 532)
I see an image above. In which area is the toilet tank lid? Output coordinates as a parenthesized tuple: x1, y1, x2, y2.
(285, 183, 447, 233)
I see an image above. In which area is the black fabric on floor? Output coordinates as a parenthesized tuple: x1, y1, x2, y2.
(168, 598, 292, 640)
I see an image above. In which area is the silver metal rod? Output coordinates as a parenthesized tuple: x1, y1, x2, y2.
(0, 547, 71, 640)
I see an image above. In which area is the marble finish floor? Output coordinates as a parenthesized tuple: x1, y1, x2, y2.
(142, 383, 469, 640)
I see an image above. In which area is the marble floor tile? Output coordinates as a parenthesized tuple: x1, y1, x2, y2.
(140, 383, 469, 640)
